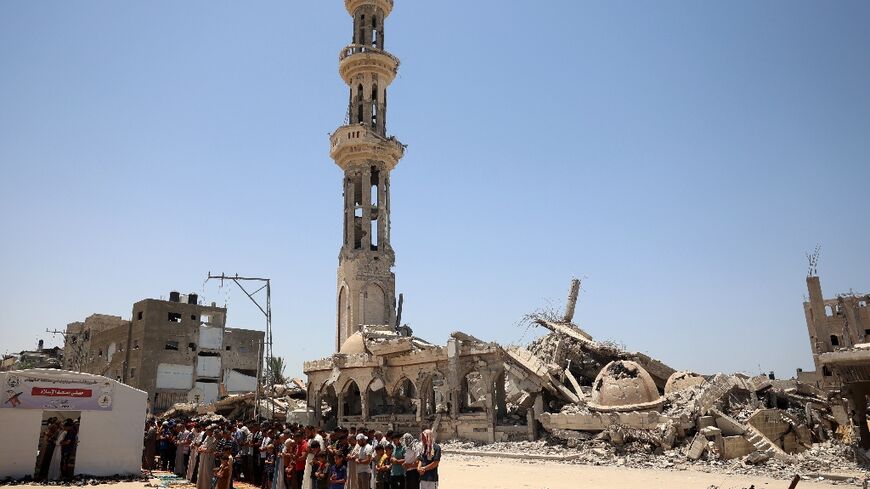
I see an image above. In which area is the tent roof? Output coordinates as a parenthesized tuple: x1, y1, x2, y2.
(4, 368, 147, 395)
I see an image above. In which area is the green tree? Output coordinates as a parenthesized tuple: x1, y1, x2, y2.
(268, 356, 286, 385)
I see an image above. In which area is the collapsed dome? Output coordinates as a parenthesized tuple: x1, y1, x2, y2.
(664, 371, 707, 395)
(339, 331, 368, 355)
(589, 360, 664, 412)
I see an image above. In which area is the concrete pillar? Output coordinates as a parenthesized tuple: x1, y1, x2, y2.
(377, 170, 386, 247)
(338, 393, 346, 420)
(361, 169, 371, 249)
(313, 392, 322, 423)
(361, 389, 369, 422)
(384, 177, 390, 244)
(344, 177, 353, 248)
(564, 278, 581, 323)
(446, 339, 460, 419)
(363, 76, 373, 127)
(415, 383, 423, 421)
(495, 370, 507, 422)
(843, 301, 860, 346)
(527, 405, 537, 441)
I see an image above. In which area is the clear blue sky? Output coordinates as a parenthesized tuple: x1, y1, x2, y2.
(1, 1, 868, 379)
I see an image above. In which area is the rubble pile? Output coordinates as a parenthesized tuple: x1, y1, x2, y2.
(159, 380, 308, 422)
(488, 280, 868, 478)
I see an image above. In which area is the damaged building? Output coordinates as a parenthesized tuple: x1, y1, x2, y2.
(301, 0, 864, 471)
(63, 291, 264, 413)
(305, 0, 518, 443)
(794, 273, 870, 450)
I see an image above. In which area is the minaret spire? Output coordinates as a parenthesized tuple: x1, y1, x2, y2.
(332, 0, 404, 352)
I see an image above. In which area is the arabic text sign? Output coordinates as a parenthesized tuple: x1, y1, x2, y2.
(2, 373, 113, 411)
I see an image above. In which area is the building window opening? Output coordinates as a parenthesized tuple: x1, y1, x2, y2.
(353, 174, 363, 205)
(830, 335, 840, 347)
(225, 345, 232, 351)
(343, 381, 362, 417)
(822, 366, 832, 377)
(825, 305, 834, 317)
(188, 342, 197, 351)
(460, 371, 486, 413)
(165, 341, 179, 351)
(137, 311, 143, 320)
(370, 170, 379, 207)
(98, 349, 102, 357)
(190, 315, 197, 321)
(168, 312, 182, 323)
(129, 368, 135, 378)
(359, 15, 365, 44)
(372, 17, 378, 47)
(865, 329, 870, 337)
(371, 84, 378, 128)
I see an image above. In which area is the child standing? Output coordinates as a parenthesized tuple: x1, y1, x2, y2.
(214, 454, 232, 489)
(374, 445, 389, 489)
(314, 452, 329, 489)
(328, 454, 347, 489)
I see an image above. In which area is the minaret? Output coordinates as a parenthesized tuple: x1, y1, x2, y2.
(331, 0, 405, 352)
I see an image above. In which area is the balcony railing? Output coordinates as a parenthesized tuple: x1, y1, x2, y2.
(339, 44, 400, 71)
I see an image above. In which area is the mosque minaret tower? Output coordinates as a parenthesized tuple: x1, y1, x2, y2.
(330, 0, 405, 352)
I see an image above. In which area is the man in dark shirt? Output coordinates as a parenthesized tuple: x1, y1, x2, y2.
(416, 429, 440, 489)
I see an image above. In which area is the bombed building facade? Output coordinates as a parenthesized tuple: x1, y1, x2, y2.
(799, 274, 870, 392)
(64, 291, 264, 413)
(302, 0, 868, 471)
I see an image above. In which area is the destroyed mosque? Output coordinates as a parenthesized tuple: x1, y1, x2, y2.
(302, 0, 870, 466)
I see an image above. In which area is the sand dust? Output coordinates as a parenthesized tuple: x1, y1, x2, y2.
(438, 455, 855, 489)
(9, 460, 859, 489)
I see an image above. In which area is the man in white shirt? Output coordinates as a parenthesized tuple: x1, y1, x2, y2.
(349, 434, 373, 489)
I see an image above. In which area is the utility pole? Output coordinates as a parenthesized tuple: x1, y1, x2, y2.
(46, 328, 78, 371)
(206, 272, 273, 418)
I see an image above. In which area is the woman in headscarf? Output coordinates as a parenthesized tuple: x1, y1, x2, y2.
(400, 433, 420, 489)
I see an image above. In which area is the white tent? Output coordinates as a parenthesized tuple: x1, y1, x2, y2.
(0, 369, 147, 478)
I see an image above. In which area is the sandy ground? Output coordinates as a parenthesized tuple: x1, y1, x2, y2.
(438, 455, 856, 489)
(9, 458, 860, 489)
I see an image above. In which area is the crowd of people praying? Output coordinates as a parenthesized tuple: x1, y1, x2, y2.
(143, 419, 442, 489)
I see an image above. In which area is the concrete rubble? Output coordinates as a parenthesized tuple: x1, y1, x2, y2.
(436, 279, 868, 481)
(159, 379, 308, 423)
(298, 278, 868, 482)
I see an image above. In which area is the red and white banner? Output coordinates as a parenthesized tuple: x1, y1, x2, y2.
(2, 371, 114, 411)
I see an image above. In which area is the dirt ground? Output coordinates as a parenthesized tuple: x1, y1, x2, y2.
(8, 457, 861, 489)
(438, 455, 858, 489)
